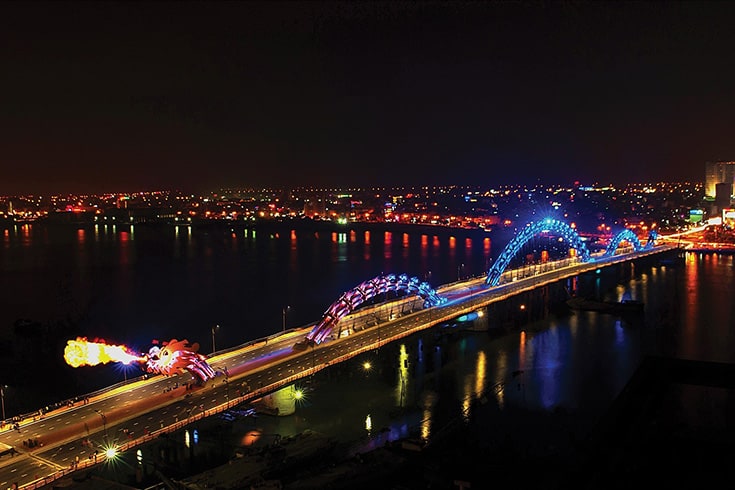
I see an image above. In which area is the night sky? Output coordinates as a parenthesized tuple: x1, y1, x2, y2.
(2, 1, 734, 195)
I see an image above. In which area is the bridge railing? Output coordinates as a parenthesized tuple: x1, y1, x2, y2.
(209, 322, 318, 359)
(1, 372, 157, 434)
(17, 383, 259, 490)
(493, 256, 583, 285)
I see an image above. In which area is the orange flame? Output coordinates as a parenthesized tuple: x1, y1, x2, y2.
(64, 337, 145, 368)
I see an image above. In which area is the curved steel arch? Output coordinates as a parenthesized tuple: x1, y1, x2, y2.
(603, 229, 643, 257)
(646, 229, 658, 248)
(603, 228, 658, 257)
(305, 273, 447, 345)
(485, 218, 590, 286)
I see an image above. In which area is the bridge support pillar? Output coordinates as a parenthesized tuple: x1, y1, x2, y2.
(255, 385, 298, 416)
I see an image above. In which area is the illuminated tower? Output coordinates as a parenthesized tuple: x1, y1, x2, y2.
(705, 160, 735, 198)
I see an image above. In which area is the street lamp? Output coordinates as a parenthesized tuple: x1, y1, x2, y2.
(310, 342, 316, 374)
(282, 305, 291, 332)
(211, 324, 220, 354)
(95, 409, 108, 439)
(1, 385, 6, 421)
(458, 263, 465, 281)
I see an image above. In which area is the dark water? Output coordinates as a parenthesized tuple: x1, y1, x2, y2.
(0, 222, 496, 351)
(2, 221, 495, 410)
(2, 221, 735, 480)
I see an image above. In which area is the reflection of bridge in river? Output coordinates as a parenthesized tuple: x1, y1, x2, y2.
(0, 218, 679, 489)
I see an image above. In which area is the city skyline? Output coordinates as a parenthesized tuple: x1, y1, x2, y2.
(2, 1, 734, 195)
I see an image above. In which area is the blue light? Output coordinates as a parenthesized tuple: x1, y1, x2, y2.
(486, 218, 590, 286)
(457, 312, 478, 322)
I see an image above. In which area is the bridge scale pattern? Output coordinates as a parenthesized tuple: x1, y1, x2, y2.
(484, 219, 659, 286)
(485, 218, 591, 286)
(305, 273, 446, 344)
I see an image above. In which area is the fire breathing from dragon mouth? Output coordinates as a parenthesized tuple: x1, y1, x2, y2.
(64, 337, 145, 367)
(63, 337, 216, 382)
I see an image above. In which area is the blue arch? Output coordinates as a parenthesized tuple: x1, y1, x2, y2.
(603, 228, 658, 257)
(305, 273, 447, 345)
(646, 229, 658, 248)
(485, 218, 590, 286)
(603, 229, 643, 257)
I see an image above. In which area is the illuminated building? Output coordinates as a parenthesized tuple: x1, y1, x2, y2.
(704, 160, 735, 199)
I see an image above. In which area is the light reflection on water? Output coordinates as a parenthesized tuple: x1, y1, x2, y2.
(474, 350, 486, 397)
(395, 344, 409, 407)
(494, 348, 508, 410)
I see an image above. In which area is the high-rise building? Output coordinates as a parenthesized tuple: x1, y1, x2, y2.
(715, 182, 733, 208)
(705, 160, 735, 198)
